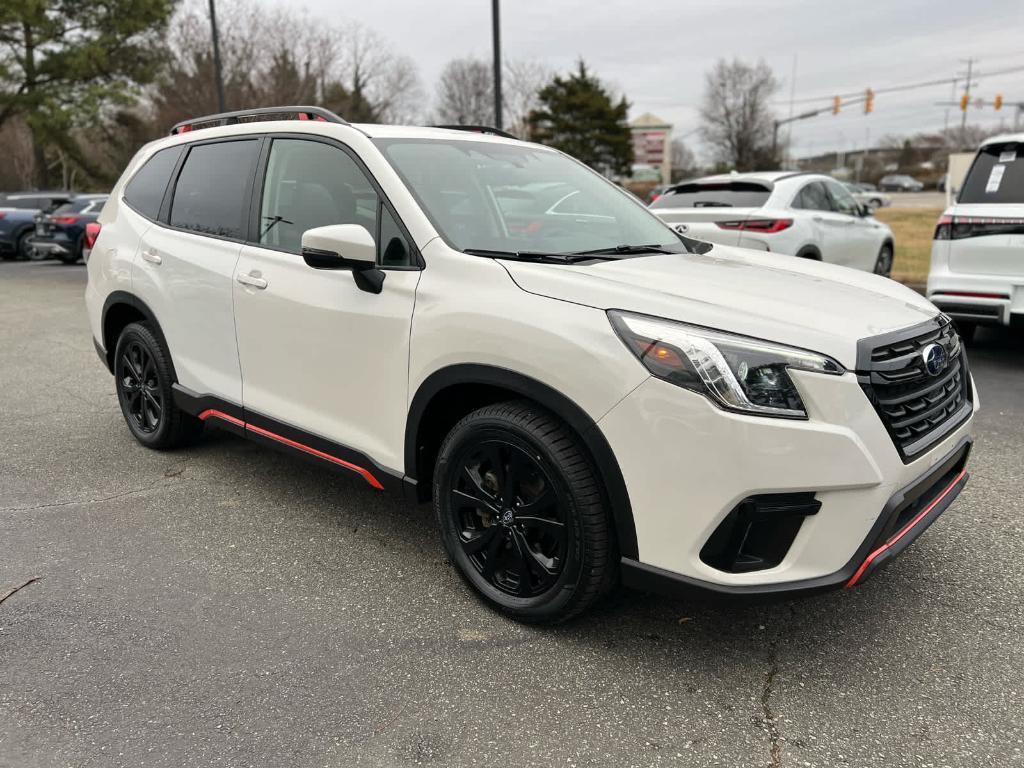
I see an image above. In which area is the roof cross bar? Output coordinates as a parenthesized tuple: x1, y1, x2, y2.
(432, 124, 519, 140)
(170, 106, 348, 136)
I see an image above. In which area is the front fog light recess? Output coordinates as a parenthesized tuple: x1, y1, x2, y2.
(609, 310, 845, 418)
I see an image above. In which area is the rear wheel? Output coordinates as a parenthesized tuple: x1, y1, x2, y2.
(873, 243, 893, 277)
(15, 231, 33, 260)
(114, 322, 203, 449)
(434, 401, 614, 623)
(58, 236, 82, 264)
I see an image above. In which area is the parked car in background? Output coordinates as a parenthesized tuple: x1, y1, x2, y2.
(87, 108, 973, 622)
(844, 182, 890, 210)
(878, 174, 924, 192)
(649, 172, 896, 275)
(31, 194, 108, 264)
(0, 191, 74, 260)
(647, 184, 670, 203)
(928, 133, 1024, 341)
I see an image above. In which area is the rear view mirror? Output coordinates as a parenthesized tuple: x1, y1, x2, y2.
(301, 224, 384, 293)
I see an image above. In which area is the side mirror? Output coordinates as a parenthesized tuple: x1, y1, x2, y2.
(301, 224, 385, 294)
(859, 204, 874, 217)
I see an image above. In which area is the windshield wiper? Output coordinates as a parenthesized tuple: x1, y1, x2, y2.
(572, 243, 676, 256)
(463, 248, 617, 264)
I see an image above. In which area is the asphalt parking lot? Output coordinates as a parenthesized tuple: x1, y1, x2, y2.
(1, 260, 1022, 768)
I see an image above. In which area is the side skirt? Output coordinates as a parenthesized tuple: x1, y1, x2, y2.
(172, 384, 407, 495)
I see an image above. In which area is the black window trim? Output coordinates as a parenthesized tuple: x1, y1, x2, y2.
(247, 132, 424, 271)
(157, 135, 264, 245)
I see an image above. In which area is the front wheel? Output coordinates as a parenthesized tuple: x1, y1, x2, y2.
(434, 401, 615, 623)
(873, 243, 893, 277)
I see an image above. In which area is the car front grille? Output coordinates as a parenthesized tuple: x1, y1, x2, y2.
(859, 316, 972, 462)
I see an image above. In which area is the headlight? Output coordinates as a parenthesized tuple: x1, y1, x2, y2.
(609, 310, 845, 419)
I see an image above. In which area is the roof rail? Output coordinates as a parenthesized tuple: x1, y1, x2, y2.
(432, 124, 519, 141)
(170, 106, 348, 136)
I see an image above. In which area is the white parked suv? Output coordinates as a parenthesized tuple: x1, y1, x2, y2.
(928, 133, 1024, 341)
(86, 107, 975, 622)
(650, 172, 896, 275)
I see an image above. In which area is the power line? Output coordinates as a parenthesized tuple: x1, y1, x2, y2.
(775, 63, 1024, 107)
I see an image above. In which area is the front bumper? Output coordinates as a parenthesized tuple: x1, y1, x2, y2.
(621, 437, 970, 598)
(598, 365, 976, 594)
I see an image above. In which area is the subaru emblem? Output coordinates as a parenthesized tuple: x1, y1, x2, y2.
(921, 343, 947, 377)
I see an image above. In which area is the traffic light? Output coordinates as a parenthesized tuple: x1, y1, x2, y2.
(994, 94, 1003, 110)
(960, 93, 969, 111)
(832, 96, 841, 115)
(864, 88, 874, 114)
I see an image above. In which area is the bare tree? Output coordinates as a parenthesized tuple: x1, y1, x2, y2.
(670, 138, 698, 182)
(503, 59, 550, 138)
(434, 58, 493, 126)
(699, 59, 779, 171)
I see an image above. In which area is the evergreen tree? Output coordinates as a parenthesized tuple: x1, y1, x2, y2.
(0, 0, 175, 187)
(527, 61, 632, 177)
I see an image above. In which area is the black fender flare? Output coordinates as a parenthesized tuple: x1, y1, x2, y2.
(406, 364, 638, 559)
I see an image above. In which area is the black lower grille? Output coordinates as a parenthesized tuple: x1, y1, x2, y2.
(858, 315, 972, 462)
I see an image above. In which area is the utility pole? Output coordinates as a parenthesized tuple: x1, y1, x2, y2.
(208, 0, 226, 113)
(491, 0, 503, 131)
(943, 77, 957, 135)
(958, 58, 975, 150)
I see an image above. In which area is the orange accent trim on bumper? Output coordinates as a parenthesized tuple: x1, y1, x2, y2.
(846, 467, 967, 588)
(197, 409, 383, 490)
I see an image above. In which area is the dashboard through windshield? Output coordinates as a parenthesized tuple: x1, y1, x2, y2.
(374, 137, 686, 257)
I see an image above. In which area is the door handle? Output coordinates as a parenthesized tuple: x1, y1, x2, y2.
(812, 215, 825, 223)
(236, 272, 268, 290)
(141, 247, 161, 265)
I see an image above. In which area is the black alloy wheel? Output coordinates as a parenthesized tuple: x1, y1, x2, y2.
(435, 401, 615, 623)
(451, 439, 568, 597)
(113, 321, 203, 449)
(119, 340, 163, 434)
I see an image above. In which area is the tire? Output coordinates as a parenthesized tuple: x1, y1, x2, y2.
(873, 243, 893, 277)
(434, 400, 615, 623)
(113, 322, 203, 449)
(58, 243, 80, 265)
(954, 320, 977, 344)
(15, 230, 33, 260)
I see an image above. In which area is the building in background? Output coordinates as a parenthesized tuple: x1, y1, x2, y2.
(630, 113, 672, 184)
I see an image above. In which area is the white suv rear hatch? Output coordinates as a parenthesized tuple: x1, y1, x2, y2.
(648, 181, 771, 246)
(947, 141, 1024, 276)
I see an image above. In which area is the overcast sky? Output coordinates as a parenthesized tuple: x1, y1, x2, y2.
(288, 0, 1023, 160)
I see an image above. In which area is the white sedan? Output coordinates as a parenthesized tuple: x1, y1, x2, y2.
(650, 171, 896, 275)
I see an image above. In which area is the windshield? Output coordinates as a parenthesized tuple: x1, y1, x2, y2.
(374, 138, 686, 256)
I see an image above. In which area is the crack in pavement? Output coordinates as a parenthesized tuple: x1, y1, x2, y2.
(0, 481, 177, 513)
(760, 646, 783, 768)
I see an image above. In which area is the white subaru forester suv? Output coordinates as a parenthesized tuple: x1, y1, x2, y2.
(86, 107, 976, 622)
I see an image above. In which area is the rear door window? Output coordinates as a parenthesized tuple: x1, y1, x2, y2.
(793, 182, 832, 211)
(170, 140, 260, 239)
(959, 142, 1024, 204)
(124, 147, 183, 220)
(649, 182, 771, 209)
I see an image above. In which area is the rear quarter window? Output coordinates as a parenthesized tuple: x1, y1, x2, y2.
(124, 146, 184, 220)
(959, 142, 1024, 204)
(650, 182, 771, 209)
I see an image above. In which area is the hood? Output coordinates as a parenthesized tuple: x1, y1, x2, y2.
(500, 245, 939, 369)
